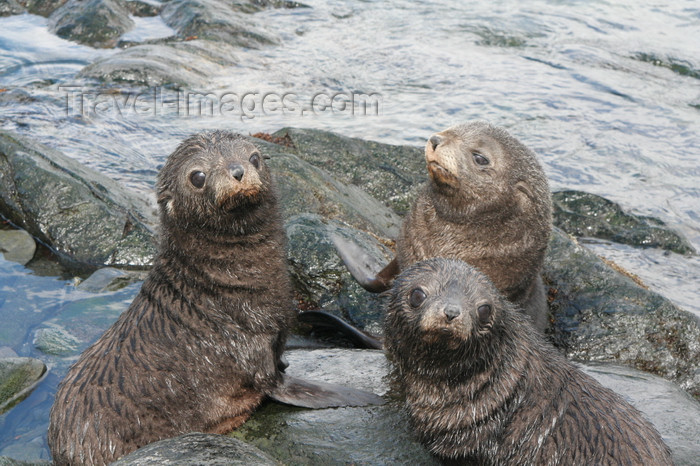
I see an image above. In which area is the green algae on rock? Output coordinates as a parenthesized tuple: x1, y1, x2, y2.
(0, 357, 47, 415)
(552, 190, 695, 255)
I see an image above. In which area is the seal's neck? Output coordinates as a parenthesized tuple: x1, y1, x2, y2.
(427, 184, 519, 226)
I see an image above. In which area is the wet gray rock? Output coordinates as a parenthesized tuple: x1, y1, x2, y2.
(0, 229, 36, 266)
(233, 348, 439, 465)
(579, 363, 700, 465)
(261, 139, 402, 239)
(0, 358, 47, 415)
(552, 190, 696, 255)
(232, 348, 700, 465)
(48, 0, 134, 49)
(0, 130, 157, 269)
(161, 0, 276, 48)
(274, 127, 425, 216)
(0, 0, 24, 17)
(544, 228, 700, 398)
(285, 214, 390, 334)
(112, 433, 279, 465)
(80, 40, 237, 87)
(16, 0, 66, 17)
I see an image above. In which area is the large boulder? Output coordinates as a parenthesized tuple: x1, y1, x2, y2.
(544, 228, 700, 398)
(273, 127, 425, 215)
(0, 130, 157, 268)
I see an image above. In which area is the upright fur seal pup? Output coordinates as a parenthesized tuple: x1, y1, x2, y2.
(335, 121, 552, 330)
(48, 132, 382, 466)
(384, 258, 672, 465)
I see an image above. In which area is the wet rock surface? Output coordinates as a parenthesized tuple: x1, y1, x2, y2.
(112, 432, 279, 465)
(48, 0, 134, 48)
(544, 228, 700, 398)
(229, 348, 699, 465)
(262, 138, 403, 238)
(0, 0, 23, 17)
(79, 41, 235, 87)
(0, 358, 46, 415)
(16, 0, 67, 17)
(285, 214, 390, 334)
(161, 0, 276, 48)
(273, 127, 425, 215)
(0, 130, 157, 268)
(552, 190, 696, 255)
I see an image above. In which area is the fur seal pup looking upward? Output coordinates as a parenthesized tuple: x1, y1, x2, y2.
(384, 258, 672, 465)
(48, 131, 383, 466)
(334, 121, 552, 331)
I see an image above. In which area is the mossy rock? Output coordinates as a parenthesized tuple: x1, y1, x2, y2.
(0, 357, 47, 414)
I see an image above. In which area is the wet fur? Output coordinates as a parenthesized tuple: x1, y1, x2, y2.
(48, 132, 292, 465)
(384, 258, 672, 465)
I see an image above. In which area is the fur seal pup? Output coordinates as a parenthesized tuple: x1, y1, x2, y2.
(48, 131, 383, 466)
(335, 121, 552, 330)
(384, 258, 672, 465)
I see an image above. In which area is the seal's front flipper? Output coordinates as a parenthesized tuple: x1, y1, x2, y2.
(268, 375, 384, 408)
(331, 235, 398, 293)
(298, 311, 383, 349)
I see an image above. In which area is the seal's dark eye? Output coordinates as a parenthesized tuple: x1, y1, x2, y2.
(477, 304, 492, 326)
(473, 152, 489, 166)
(409, 288, 427, 308)
(249, 152, 261, 169)
(189, 171, 206, 189)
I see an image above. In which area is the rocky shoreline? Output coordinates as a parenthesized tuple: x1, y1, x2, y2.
(1, 120, 699, 466)
(0, 0, 698, 463)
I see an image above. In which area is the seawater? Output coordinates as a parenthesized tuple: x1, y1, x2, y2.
(0, 0, 698, 461)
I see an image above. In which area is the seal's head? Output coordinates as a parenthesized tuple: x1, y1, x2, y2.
(156, 131, 274, 234)
(385, 258, 513, 362)
(424, 121, 549, 221)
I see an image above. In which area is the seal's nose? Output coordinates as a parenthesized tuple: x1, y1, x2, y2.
(443, 304, 461, 322)
(429, 135, 442, 151)
(229, 163, 245, 182)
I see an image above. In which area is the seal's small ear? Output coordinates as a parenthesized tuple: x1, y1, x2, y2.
(157, 191, 175, 216)
(263, 154, 271, 160)
(514, 181, 534, 212)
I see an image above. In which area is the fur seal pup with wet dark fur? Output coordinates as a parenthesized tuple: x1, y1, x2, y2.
(384, 258, 672, 465)
(48, 131, 383, 466)
(334, 121, 552, 330)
